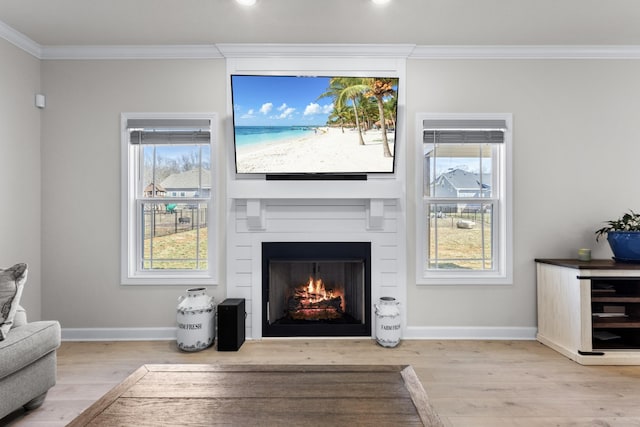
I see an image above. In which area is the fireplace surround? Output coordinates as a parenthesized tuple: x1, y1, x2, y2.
(226, 197, 405, 340)
(262, 242, 371, 337)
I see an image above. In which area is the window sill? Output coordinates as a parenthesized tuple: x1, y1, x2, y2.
(121, 274, 217, 286)
(417, 274, 512, 286)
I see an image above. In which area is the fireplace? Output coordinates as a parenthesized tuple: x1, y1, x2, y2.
(262, 242, 371, 337)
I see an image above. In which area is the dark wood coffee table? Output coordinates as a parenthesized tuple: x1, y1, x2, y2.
(68, 364, 442, 426)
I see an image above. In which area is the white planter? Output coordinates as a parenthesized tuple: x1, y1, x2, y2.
(374, 296, 401, 348)
(176, 287, 215, 352)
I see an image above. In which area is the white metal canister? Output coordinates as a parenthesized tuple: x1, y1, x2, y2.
(176, 287, 215, 352)
(374, 296, 401, 348)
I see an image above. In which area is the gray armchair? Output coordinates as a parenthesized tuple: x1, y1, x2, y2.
(0, 306, 61, 420)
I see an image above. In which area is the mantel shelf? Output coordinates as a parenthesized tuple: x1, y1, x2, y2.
(228, 179, 403, 232)
(228, 179, 404, 200)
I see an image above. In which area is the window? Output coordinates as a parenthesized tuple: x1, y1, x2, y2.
(416, 113, 512, 285)
(121, 113, 216, 285)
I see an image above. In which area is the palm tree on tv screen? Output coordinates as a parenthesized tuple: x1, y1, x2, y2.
(383, 94, 397, 131)
(327, 103, 351, 133)
(319, 77, 366, 146)
(364, 78, 396, 158)
(320, 77, 397, 157)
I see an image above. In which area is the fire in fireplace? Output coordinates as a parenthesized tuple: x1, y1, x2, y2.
(288, 275, 344, 321)
(262, 242, 371, 337)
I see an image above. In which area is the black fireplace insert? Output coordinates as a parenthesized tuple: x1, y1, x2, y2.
(262, 242, 371, 337)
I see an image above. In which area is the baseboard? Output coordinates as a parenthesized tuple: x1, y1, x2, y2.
(402, 326, 537, 340)
(62, 326, 537, 341)
(62, 327, 178, 341)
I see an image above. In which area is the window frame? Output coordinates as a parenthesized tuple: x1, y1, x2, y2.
(121, 112, 218, 285)
(416, 113, 513, 285)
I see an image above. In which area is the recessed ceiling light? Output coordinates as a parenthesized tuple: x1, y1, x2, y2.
(372, 0, 391, 4)
(235, 0, 257, 6)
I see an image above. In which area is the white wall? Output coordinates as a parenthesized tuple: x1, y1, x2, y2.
(40, 59, 227, 330)
(405, 59, 640, 333)
(0, 38, 42, 319)
(33, 56, 640, 337)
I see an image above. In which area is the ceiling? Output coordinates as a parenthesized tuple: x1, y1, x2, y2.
(1, 0, 640, 47)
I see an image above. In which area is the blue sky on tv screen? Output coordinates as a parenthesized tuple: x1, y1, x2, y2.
(231, 75, 335, 127)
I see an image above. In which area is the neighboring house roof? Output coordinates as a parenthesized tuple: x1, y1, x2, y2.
(144, 183, 166, 193)
(437, 169, 490, 192)
(160, 169, 211, 190)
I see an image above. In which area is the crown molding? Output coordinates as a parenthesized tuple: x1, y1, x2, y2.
(0, 19, 42, 58)
(411, 45, 640, 59)
(216, 43, 416, 58)
(31, 43, 640, 60)
(40, 44, 223, 60)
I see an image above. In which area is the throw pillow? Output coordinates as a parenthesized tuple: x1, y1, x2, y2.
(0, 263, 28, 340)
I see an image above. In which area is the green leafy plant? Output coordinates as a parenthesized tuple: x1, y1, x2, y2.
(595, 210, 640, 241)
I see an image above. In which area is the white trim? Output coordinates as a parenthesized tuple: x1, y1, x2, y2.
(403, 326, 537, 340)
(217, 43, 416, 58)
(228, 180, 403, 200)
(42, 44, 640, 61)
(40, 44, 223, 60)
(415, 113, 513, 286)
(60, 326, 537, 341)
(411, 45, 640, 60)
(0, 19, 41, 58)
(62, 327, 178, 341)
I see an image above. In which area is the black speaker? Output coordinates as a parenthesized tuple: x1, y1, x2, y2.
(217, 298, 246, 351)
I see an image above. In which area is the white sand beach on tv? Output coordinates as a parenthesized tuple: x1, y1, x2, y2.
(235, 127, 395, 174)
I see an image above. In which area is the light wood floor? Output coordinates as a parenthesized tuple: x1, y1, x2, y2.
(4, 339, 640, 426)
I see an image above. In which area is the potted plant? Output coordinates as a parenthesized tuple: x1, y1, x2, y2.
(595, 210, 640, 262)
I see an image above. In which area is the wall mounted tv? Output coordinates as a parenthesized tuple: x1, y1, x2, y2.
(230, 74, 399, 180)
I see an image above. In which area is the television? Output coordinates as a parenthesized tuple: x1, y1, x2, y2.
(230, 74, 399, 179)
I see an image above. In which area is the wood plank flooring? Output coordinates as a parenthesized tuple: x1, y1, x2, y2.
(4, 339, 640, 426)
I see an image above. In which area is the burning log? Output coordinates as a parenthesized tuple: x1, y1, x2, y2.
(288, 295, 343, 312)
(289, 308, 343, 320)
(287, 276, 345, 320)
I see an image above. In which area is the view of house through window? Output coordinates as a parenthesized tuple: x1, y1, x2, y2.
(140, 143, 210, 270)
(123, 115, 214, 283)
(424, 143, 495, 270)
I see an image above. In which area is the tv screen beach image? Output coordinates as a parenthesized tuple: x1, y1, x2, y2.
(231, 75, 399, 175)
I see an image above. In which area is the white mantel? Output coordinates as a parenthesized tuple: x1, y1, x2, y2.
(229, 178, 403, 233)
(228, 178, 403, 200)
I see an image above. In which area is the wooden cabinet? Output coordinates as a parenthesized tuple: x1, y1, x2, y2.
(536, 259, 640, 365)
